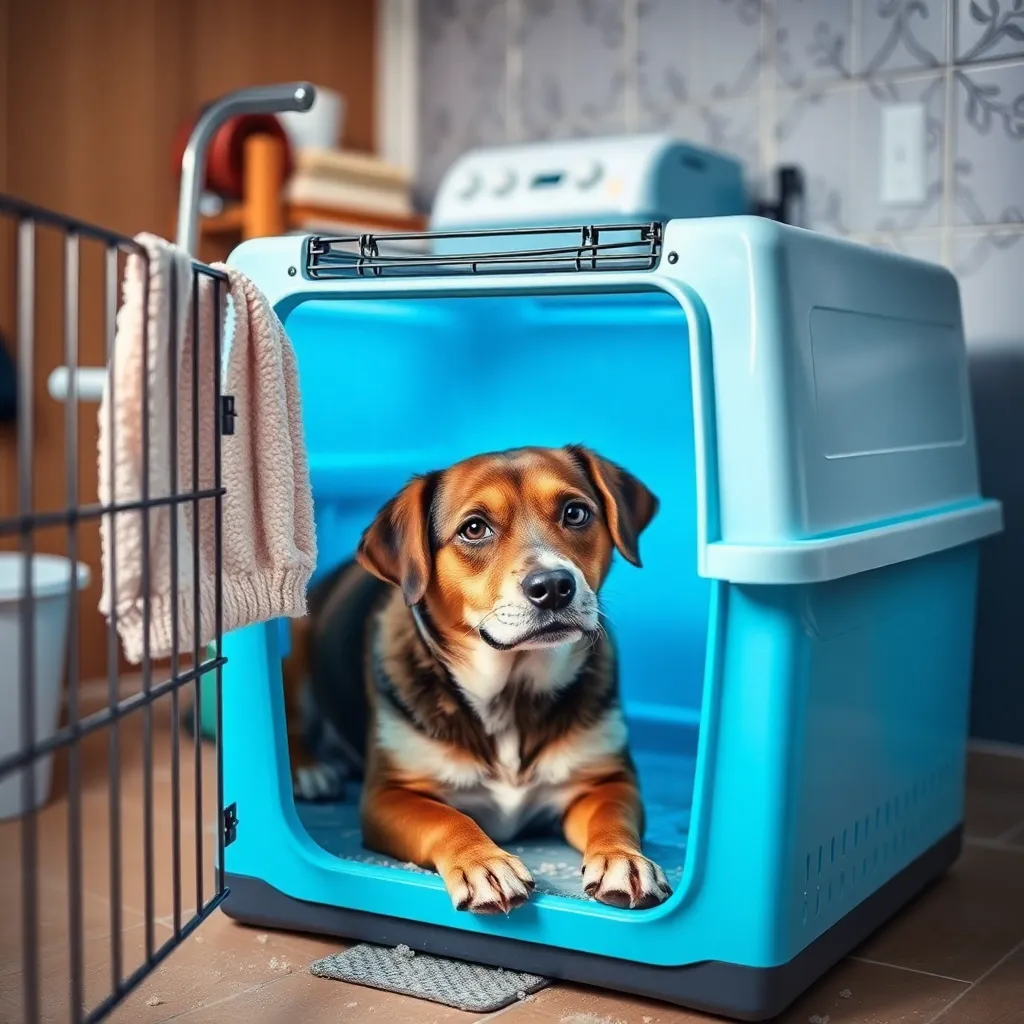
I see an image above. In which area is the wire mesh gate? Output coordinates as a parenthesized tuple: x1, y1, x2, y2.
(0, 194, 229, 1023)
(0, 83, 314, 1023)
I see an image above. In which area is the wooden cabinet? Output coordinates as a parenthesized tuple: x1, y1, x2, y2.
(0, 0, 379, 681)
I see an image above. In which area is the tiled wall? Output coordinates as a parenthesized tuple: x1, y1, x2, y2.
(418, 0, 1021, 340)
(417, 0, 1024, 743)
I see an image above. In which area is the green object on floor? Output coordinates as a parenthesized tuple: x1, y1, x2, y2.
(198, 645, 218, 738)
(191, 621, 288, 739)
(180, 643, 218, 740)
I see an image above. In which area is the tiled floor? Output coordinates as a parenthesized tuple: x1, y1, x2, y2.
(2, 683, 1023, 1024)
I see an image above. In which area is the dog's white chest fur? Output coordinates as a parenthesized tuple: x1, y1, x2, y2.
(376, 643, 628, 844)
(378, 701, 627, 844)
(448, 732, 563, 843)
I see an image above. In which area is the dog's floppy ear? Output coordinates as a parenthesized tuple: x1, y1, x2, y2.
(567, 446, 659, 568)
(356, 471, 441, 605)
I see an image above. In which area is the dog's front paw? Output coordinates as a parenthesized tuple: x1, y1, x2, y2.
(439, 845, 535, 914)
(581, 847, 672, 909)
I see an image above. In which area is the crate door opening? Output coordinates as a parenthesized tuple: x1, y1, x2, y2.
(281, 288, 711, 901)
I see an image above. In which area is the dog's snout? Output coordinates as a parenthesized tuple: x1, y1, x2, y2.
(522, 569, 576, 612)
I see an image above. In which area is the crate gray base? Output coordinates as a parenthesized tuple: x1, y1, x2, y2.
(221, 826, 962, 1022)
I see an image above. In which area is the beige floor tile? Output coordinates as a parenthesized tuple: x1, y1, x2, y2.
(495, 982, 714, 1023)
(0, 921, 164, 1024)
(856, 845, 1024, 983)
(226, 922, 349, 966)
(6, 685, 1024, 1024)
(775, 958, 966, 1023)
(103, 912, 311, 1024)
(0, 762, 221, 929)
(0, 792, 107, 899)
(496, 960, 969, 1024)
(0, 870, 145, 982)
(926, 942, 1024, 1024)
(0, 687, 220, 909)
(164, 959, 484, 1024)
(965, 751, 1024, 841)
(89, 773, 223, 923)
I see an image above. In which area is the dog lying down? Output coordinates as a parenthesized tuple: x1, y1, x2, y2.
(284, 445, 671, 914)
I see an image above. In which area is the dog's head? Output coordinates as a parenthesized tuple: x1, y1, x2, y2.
(356, 446, 658, 656)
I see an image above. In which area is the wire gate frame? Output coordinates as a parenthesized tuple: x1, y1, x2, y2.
(306, 221, 665, 279)
(0, 193, 229, 1023)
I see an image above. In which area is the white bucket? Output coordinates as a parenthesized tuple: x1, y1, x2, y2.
(278, 86, 346, 151)
(0, 553, 91, 820)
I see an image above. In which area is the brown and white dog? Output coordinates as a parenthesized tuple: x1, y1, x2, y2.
(283, 445, 671, 914)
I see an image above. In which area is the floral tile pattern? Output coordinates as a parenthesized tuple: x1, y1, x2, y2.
(853, 72, 947, 232)
(859, 0, 949, 75)
(520, 0, 626, 140)
(688, 0, 766, 99)
(637, 0, 690, 126)
(415, 0, 1023, 365)
(953, 63, 1024, 226)
(418, 0, 508, 200)
(775, 87, 855, 234)
(956, 0, 1024, 63)
(639, 0, 763, 131)
(775, 0, 854, 89)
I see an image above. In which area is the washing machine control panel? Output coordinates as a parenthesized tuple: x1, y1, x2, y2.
(432, 134, 747, 230)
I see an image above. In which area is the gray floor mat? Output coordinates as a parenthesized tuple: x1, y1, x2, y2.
(295, 750, 694, 899)
(310, 943, 549, 1012)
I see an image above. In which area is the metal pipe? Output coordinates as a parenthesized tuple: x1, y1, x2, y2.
(175, 81, 315, 256)
(103, 241, 124, 993)
(48, 83, 315, 408)
(63, 231, 85, 1024)
(48, 366, 105, 403)
(17, 216, 40, 1024)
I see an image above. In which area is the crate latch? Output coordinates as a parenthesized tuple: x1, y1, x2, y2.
(220, 394, 237, 436)
(223, 803, 239, 846)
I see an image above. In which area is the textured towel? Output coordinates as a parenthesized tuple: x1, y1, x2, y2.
(98, 233, 315, 663)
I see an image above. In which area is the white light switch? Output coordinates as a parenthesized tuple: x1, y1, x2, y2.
(881, 102, 927, 206)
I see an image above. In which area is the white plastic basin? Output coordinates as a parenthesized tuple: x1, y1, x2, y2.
(0, 553, 91, 820)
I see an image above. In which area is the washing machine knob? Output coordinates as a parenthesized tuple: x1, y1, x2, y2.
(486, 167, 517, 196)
(456, 170, 483, 200)
(571, 159, 604, 189)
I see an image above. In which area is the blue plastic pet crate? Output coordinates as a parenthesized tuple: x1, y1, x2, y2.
(217, 215, 1002, 1021)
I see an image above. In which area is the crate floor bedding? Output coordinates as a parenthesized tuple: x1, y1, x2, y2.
(296, 746, 691, 900)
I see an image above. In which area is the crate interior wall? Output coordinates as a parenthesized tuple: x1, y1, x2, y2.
(216, 217, 1001, 1021)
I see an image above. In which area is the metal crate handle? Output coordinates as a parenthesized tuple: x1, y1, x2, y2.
(48, 81, 316, 404)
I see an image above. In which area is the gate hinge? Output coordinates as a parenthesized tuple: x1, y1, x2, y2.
(223, 803, 239, 846)
(220, 394, 237, 436)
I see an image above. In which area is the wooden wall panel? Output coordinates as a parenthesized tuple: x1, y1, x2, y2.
(0, 0, 377, 681)
(186, 0, 377, 153)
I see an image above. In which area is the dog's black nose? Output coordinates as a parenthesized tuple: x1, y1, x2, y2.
(523, 569, 576, 611)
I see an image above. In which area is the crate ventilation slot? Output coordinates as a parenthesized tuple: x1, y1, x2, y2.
(799, 758, 959, 929)
(305, 222, 664, 279)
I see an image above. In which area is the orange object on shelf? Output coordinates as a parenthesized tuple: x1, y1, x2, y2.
(242, 134, 287, 238)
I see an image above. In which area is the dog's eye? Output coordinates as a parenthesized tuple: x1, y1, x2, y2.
(562, 502, 591, 528)
(458, 517, 493, 542)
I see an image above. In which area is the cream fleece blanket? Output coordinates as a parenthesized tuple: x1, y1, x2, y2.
(98, 233, 316, 664)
